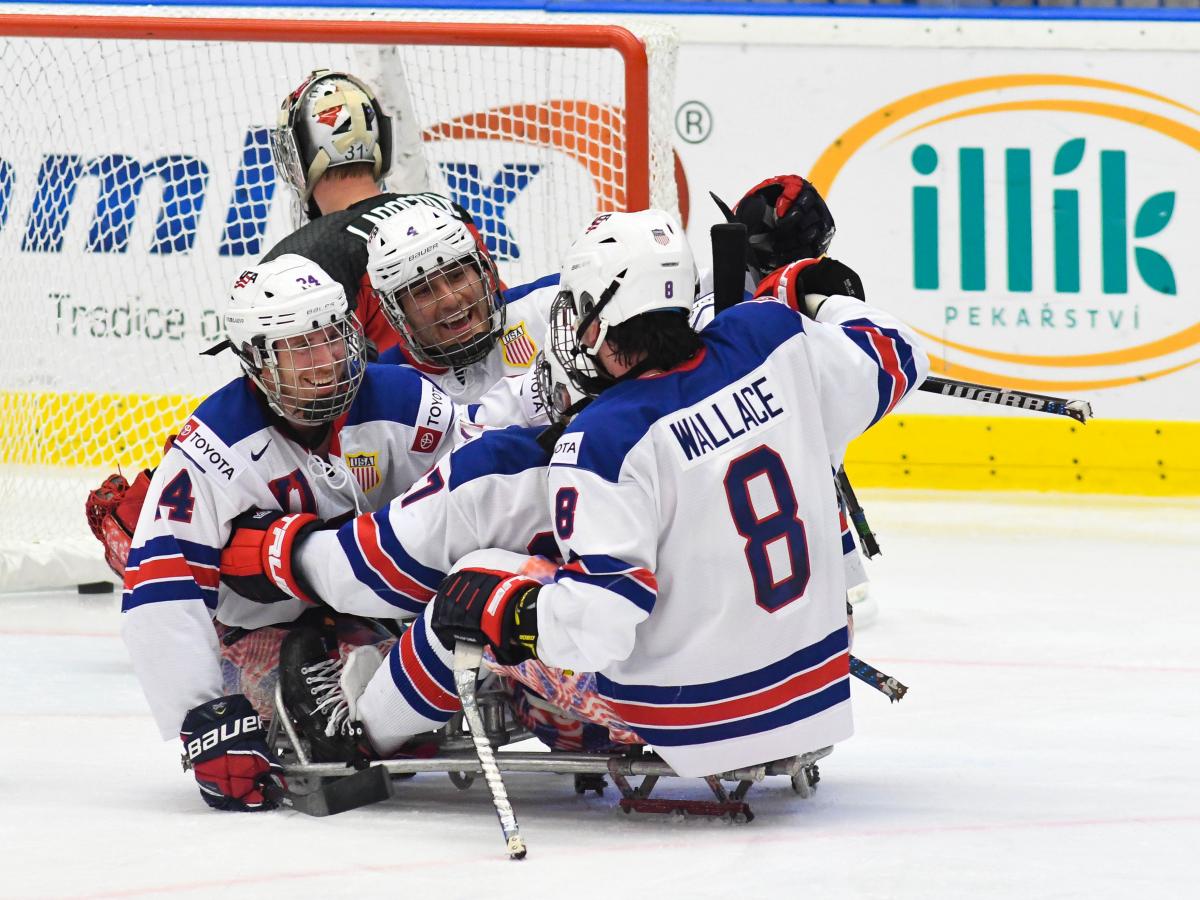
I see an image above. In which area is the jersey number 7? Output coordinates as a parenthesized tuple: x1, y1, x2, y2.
(723, 445, 811, 612)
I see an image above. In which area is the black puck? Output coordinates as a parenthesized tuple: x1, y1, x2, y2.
(78, 581, 115, 595)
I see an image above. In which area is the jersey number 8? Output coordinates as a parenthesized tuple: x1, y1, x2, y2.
(723, 445, 811, 612)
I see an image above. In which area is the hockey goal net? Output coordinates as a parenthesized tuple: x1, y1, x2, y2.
(0, 9, 679, 590)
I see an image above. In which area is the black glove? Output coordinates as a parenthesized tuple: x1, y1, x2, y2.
(180, 694, 284, 811)
(733, 174, 837, 276)
(430, 567, 541, 666)
(220, 508, 321, 604)
(754, 257, 866, 317)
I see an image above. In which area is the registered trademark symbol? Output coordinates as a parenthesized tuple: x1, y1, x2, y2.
(675, 101, 712, 144)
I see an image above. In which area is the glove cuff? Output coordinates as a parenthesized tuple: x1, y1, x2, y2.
(262, 513, 320, 604)
(479, 576, 539, 648)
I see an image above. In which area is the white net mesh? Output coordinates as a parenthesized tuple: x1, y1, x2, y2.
(0, 11, 678, 589)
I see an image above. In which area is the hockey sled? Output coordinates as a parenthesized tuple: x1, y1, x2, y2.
(269, 679, 831, 822)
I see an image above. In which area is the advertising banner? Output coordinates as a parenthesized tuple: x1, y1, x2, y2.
(673, 25, 1200, 492)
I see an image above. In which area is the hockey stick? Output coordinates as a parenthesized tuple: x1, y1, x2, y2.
(711, 220, 749, 314)
(849, 656, 908, 703)
(834, 466, 880, 560)
(454, 641, 527, 860)
(919, 376, 1093, 423)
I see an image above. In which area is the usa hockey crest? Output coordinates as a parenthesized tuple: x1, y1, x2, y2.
(501, 321, 538, 368)
(346, 451, 381, 493)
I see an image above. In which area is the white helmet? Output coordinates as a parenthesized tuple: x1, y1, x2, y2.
(549, 209, 697, 397)
(366, 206, 504, 369)
(225, 254, 367, 425)
(270, 69, 393, 226)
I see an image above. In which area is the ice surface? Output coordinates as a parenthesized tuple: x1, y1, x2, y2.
(3, 490, 1197, 899)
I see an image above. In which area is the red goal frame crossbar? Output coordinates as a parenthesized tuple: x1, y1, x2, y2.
(0, 14, 652, 210)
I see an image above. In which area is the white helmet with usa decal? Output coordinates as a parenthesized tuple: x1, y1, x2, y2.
(224, 254, 366, 425)
(548, 208, 697, 397)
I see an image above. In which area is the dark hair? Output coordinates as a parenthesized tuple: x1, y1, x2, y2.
(605, 310, 703, 375)
(321, 161, 377, 183)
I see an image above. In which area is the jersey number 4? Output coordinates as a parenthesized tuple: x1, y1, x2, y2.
(155, 470, 195, 523)
(723, 445, 810, 612)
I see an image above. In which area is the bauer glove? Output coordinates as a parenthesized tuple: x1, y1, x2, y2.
(180, 694, 284, 812)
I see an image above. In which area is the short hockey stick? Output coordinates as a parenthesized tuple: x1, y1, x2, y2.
(919, 376, 1093, 423)
(454, 641, 527, 860)
(849, 656, 908, 703)
(835, 466, 880, 560)
(711, 220, 749, 314)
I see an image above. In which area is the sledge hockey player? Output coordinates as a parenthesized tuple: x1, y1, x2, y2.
(696, 173, 879, 625)
(222, 209, 928, 777)
(120, 254, 458, 811)
(365, 205, 557, 406)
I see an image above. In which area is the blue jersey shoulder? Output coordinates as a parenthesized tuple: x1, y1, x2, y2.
(502, 272, 559, 306)
(448, 426, 550, 491)
(343, 363, 429, 428)
(560, 303, 805, 482)
(190, 377, 268, 447)
(375, 344, 404, 367)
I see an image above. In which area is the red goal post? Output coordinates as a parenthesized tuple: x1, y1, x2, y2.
(0, 11, 680, 589)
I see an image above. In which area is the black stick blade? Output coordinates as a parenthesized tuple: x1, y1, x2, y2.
(711, 222, 748, 314)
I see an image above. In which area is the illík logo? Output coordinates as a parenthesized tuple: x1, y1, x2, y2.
(910, 138, 1174, 296)
(810, 74, 1200, 392)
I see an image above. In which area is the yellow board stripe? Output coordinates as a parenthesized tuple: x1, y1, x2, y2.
(3, 391, 1198, 496)
(845, 414, 1200, 496)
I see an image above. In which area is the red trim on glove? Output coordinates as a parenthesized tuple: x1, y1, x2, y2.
(264, 513, 319, 604)
(753, 257, 822, 312)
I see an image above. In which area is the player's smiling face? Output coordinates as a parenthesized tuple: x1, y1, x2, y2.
(264, 324, 350, 419)
(399, 258, 491, 353)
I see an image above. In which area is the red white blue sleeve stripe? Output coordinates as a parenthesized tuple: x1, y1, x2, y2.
(337, 510, 444, 615)
(556, 554, 658, 615)
(122, 535, 220, 611)
(386, 618, 459, 722)
(841, 319, 921, 427)
(596, 626, 850, 747)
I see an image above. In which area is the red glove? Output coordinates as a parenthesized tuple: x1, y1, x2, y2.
(754, 257, 866, 317)
(85, 435, 178, 577)
(85, 469, 152, 577)
(221, 509, 321, 604)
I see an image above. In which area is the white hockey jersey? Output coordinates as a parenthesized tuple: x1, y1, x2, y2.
(536, 297, 929, 776)
(295, 425, 553, 620)
(377, 275, 558, 407)
(121, 364, 457, 739)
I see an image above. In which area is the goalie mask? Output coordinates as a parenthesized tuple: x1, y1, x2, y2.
(225, 254, 367, 425)
(271, 69, 394, 226)
(367, 206, 503, 369)
(549, 209, 697, 398)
